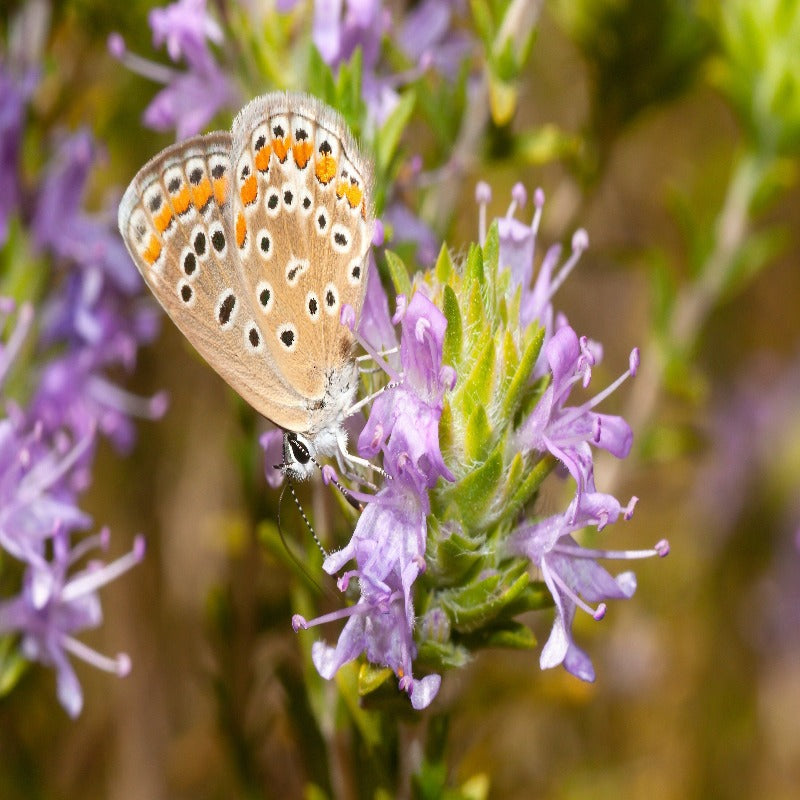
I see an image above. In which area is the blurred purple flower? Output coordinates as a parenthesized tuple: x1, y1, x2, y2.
(506, 491, 667, 681)
(516, 325, 637, 503)
(32, 130, 139, 292)
(0, 527, 145, 718)
(109, 0, 236, 140)
(383, 202, 439, 269)
(142, 57, 234, 140)
(0, 61, 37, 246)
(0, 418, 93, 565)
(396, 0, 471, 80)
(149, 0, 223, 64)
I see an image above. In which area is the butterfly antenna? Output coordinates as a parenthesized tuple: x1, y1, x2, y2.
(276, 480, 328, 596)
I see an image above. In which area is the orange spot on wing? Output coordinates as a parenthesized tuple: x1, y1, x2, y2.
(315, 154, 337, 185)
(172, 186, 191, 215)
(255, 145, 272, 172)
(213, 175, 228, 206)
(272, 136, 290, 163)
(153, 205, 174, 233)
(335, 181, 364, 209)
(235, 211, 247, 249)
(346, 184, 363, 208)
(292, 140, 313, 169)
(192, 177, 213, 210)
(240, 174, 258, 206)
(142, 234, 162, 265)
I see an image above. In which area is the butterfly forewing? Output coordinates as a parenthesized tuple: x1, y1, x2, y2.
(118, 130, 310, 431)
(229, 94, 374, 415)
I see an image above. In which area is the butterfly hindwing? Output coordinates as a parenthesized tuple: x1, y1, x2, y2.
(118, 131, 310, 431)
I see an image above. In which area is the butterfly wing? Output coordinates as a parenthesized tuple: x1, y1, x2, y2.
(228, 93, 374, 432)
(118, 130, 310, 431)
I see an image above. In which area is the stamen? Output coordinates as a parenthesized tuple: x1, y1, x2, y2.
(543, 559, 607, 620)
(61, 535, 146, 602)
(61, 635, 131, 676)
(340, 304, 401, 382)
(475, 181, 491, 244)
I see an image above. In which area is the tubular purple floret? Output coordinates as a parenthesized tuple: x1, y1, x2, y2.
(552, 539, 667, 561)
(107, 33, 177, 84)
(0, 301, 34, 390)
(544, 559, 607, 620)
(61, 635, 131, 676)
(87, 375, 168, 420)
(60, 534, 146, 603)
(341, 302, 401, 382)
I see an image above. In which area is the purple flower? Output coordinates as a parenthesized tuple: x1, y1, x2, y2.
(313, 0, 386, 72)
(0, 61, 37, 246)
(0, 298, 33, 391)
(383, 202, 439, 269)
(142, 56, 234, 140)
(32, 130, 139, 292)
(0, 419, 93, 565)
(294, 288, 453, 709)
(0, 527, 145, 717)
(476, 182, 589, 344)
(396, 0, 471, 80)
(148, 0, 223, 65)
(260, 428, 285, 489)
(516, 325, 637, 502)
(358, 291, 455, 489)
(506, 491, 668, 681)
(109, 4, 236, 141)
(295, 472, 441, 709)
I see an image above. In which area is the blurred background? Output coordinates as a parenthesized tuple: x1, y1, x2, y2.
(1, 1, 799, 798)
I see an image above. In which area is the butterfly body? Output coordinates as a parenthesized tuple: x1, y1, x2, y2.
(118, 93, 374, 477)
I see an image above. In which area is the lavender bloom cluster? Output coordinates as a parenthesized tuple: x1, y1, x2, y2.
(0, 33, 160, 716)
(283, 183, 668, 709)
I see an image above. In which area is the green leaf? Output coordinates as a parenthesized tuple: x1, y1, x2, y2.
(375, 89, 416, 172)
(501, 454, 555, 523)
(416, 638, 472, 670)
(434, 242, 455, 284)
(358, 662, 394, 696)
(442, 285, 463, 367)
(463, 621, 537, 650)
(0, 635, 27, 698)
(451, 448, 503, 528)
(502, 325, 544, 419)
(441, 569, 530, 632)
(306, 46, 337, 106)
(384, 249, 412, 296)
(465, 404, 492, 463)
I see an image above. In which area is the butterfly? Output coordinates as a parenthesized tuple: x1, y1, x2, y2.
(118, 93, 374, 479)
